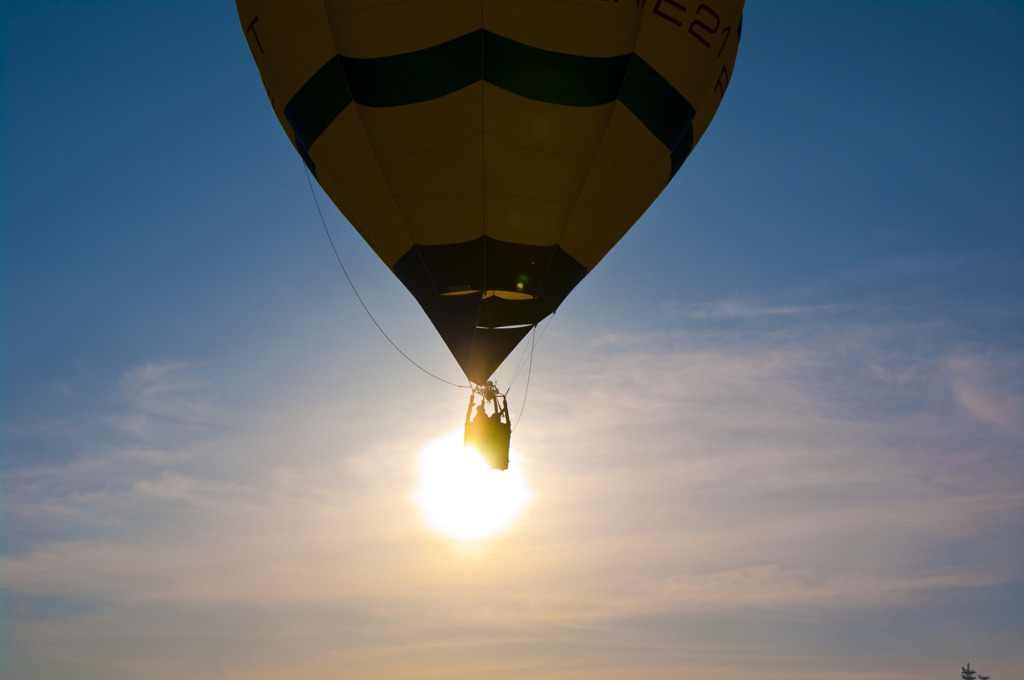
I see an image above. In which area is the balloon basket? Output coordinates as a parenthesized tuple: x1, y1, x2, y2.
(465, 382, 512, 470)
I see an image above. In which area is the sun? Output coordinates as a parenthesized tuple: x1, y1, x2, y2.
(414, 430, 530, 541)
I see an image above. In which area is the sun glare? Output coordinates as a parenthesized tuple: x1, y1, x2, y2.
(414, 430, 530, 541)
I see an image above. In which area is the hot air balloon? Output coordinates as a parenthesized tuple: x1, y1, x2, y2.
(236, 0, 743, 467)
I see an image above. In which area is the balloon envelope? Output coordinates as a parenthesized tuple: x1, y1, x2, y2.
(237, 0, 744, 383)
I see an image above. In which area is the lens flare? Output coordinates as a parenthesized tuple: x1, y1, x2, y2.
(414, 430, 530, 541)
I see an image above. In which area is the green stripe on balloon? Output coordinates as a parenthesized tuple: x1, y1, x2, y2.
(284, 29, 697, 177)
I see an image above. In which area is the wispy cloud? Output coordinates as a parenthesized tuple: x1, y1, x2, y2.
(105, 361, 223, 437)
(945, 353, 1023, 433)
(658, 298, 844, 321)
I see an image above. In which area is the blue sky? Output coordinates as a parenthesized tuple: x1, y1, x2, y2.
(2, 1, 1022, 679)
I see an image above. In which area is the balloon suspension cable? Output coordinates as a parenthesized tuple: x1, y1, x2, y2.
(509, 324, 536, 433)
(505, 316, 551, 395)
(494, 313, 552, 432)
(304, 168, 469, 389)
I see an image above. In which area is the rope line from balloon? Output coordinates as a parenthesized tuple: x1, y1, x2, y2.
(510, 323, 536, 433)
(506, 316, 551, 395)
(304, 167, 470, 390)
(492, 318, 528, 386)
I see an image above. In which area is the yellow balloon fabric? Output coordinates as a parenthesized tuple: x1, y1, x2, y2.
(237, 0, 744, 384)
